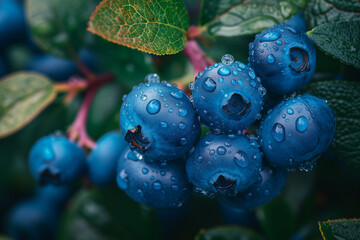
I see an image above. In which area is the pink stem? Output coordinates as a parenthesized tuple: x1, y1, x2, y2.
(68, 74, 113, 149)
(183, 40, 215, 77)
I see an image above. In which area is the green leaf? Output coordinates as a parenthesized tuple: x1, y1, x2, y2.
(305, 80, 360, 167)
(256, 197, 296, 240)
(195, 226, 263, 240)
(304, 0, 360, 29)
(88, 0, 189, 55)
(26, 0, 97, 58)
(319, 218, 360, 240)
(201, 0, 307, 37)
(58, 186, 161, 240)
(0, 72, 56, 138)
(308, 20, 360, 69)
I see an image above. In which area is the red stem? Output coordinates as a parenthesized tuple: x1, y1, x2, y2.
(68, 74, 113, 149)
(183, 40, 215, 77)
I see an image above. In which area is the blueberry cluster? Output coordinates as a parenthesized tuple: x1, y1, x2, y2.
(25, 23, 336, 214)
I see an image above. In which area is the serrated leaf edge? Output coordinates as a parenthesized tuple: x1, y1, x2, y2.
(87, 0, 187, 56)
(318, 218, 360, 240)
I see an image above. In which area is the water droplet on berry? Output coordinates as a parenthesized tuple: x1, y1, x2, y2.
(218, 67, 231, 76)
(264, 189, 270, 196)
(221, 54, 234, 65)
(296, 116, 308, 132)
(202, 77, 216, 92)
(258, 86, 267, 96)
(171, 184, 179, 190)
(267, 54, 275, 63)
(178, 108, 187, 117)
(218, 77, 224, 83)
(170, 91, 183, 99)
(146, 99, 161, 114)
(144, 73, 160, 83)
(142, 167, 149, 175)
(122, 94, 127, 101)
(117, 169, 128, 190)
(189, 81, 195, 91)
(209, 149, 215, 155)
(141, 95, 147, 101)
(160, 121, 167, 128)
(180, 138, 187, 145)
(153, 181, 162, 190)
(137, 189, 144, 197)
(248, 70, 256, 79)
(276, 40, 282, 45)
(272, 123, 285, 142)
(260, 31, 281, 42)
(234, 151, 249, 168)
(160, 170, 166, 176)
(286, 108, 294, 115)
(217, 146, 227, 155)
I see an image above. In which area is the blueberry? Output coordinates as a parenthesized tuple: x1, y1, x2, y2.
(25, 49, 99, 81)
(117, 147, 193, 209)
(259, 94, 336, 171)
(120, 74, 201, 162)
(29, 135, 87, 185)
(6, 199, 59, 240)
(0, 0, 26, 48)
(285, 13, 307, 32)
(190, 55, 265, 133)
(249, 24, 316, 95)
(219, 163, 287, 209)
(87, 131, 128, 186)
(35, 185, 74, 210)
(185, 133, 262, 197)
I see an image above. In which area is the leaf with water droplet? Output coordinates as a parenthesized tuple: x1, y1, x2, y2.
(308, 20, 360, 69)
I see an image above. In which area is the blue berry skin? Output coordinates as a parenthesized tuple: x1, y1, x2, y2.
(185, 133, 262, 197)
(35, 185, 74, 210)
(6, 199, 59, 240)
(249, 24, 316, 95)
(87, 131, 128, 186)
(120, 80, 200, 162)
(117, 147, 193, 209)
(259, 94, 336, 170)
(190, 61, 265, 134)
(219, 163, 287, 209)
(25, 49, 99, 81)
(29, 135, 87, 185)
(0, 0, 26, 48)
(285, 13, 307, 32)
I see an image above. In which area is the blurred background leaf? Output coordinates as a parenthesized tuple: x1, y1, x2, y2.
(319, 218, 360, 240)
(195, 226, 264, 240)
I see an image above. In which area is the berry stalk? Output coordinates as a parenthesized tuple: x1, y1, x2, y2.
(183, 40, 214, 77)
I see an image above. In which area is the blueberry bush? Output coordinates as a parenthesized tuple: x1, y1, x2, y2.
(0, 0, 359, 239)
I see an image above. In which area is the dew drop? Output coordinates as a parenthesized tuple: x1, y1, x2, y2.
(153, 181, 162, 190)
(276, 40, 282, 45)
(142, 167, 149, 175)
(179, 122, 185, 129)
(168, 108, 174, 113)
(264, 189, 270, 196)
(145, 73, 160, 83)
(260, 31, 281, 42)
(146, 99, 161, 114)
(216, 146, 227, 155)
(248, 70, 256, 79)
(140, 95, 147, 101)
(202, 77, 217, 92)
(218, 77, 224, 83)
(296, 116, 308, 132)
(178, 108, 187, 117)
(117, 169, 128, 190)
(137, 189, 144, 197)
(209, 149, 215, 155)
(218, 67, 231, 76)
(160, 121, 167, 128)
(267, 54, 275, 63)
(160, 170, 166, 176)
(286, 108, 294, 115)
(171, 91, 183, 99)
(231, 79, 236, 85)
(180, 137, 188, 145)
(221, 54, 234, 65)
(234, 151, 249, 168)
(272, 123, 285, 142)
(258, 86, 267, 96)
(239, 63, 246, 69)
(171, 184, 179, 190)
